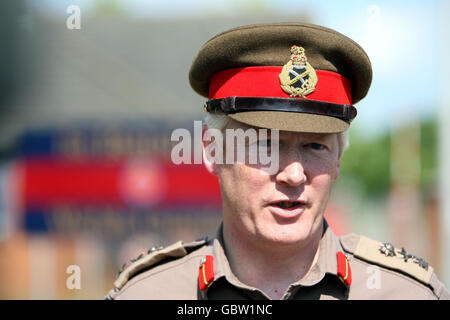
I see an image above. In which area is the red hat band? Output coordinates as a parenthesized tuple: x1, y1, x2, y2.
(209, 67, 352, 105)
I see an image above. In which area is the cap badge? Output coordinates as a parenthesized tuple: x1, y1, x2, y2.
(279, 45, 318, 98)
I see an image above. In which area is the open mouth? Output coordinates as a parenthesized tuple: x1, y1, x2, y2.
(268, 200, 307, 218)
(272, 201, 305, 210)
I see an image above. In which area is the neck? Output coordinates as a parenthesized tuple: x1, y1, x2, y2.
(222, 219, 323, 300)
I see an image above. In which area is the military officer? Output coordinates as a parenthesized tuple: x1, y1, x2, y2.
(106, 22, 449, 300)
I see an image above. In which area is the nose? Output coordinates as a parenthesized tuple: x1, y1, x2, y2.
(276, 158, 307, 187)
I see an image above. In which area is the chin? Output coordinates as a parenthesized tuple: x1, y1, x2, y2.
(261, 213, 322, 246)
(259, 222, 314, 246)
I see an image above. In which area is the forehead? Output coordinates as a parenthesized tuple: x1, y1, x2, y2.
(224, 118, 336, 141)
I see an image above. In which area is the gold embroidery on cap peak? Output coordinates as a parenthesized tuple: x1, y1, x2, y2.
(279, 45, 318, 98)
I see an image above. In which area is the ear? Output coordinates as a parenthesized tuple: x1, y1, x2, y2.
(202, 124, 219, 175)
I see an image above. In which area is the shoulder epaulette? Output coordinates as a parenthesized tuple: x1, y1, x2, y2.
(339, 234, 450, 299)
(344, 234, 433, 285)
(112, 238, 208, 291)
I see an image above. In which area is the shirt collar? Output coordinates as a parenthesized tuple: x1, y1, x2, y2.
(211, 222, 258, 291)
(295, 219, 345, 286)
(204, 219, 349, 296)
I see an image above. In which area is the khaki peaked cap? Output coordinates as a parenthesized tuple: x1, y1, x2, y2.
(189, 22, 373, 133)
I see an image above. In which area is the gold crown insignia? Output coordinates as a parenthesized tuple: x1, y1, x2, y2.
(290, 45, 305, 56)
(279, 45, 318, 98)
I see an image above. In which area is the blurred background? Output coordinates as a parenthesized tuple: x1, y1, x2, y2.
(0, 0, 449, 299)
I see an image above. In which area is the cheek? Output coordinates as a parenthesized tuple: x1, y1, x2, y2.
(304, 155, 339, 187)
(219, 164, 269, 204)
(309, 172, 335, 193)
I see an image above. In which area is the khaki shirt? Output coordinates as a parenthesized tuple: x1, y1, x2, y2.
(106, 221, 449, 300)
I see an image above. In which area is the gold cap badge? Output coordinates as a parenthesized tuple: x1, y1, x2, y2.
(279, 45, 318, 98)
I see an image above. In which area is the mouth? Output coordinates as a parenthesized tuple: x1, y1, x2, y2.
(275, 201, 302, 209)
(268, 200, 307, 218)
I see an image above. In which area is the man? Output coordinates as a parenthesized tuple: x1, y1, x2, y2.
(106, 22, 449, 300)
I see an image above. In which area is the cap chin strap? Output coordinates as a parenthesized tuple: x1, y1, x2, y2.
(204, 97, 357, 124)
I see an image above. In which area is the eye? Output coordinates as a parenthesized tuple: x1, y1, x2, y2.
(307, 142, 325, 150)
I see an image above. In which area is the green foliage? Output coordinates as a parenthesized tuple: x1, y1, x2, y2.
(336, 118, 437, 198)
(91, 0, 125, 17)
(337, 129, 391, 197)
(420, 119, 438, 195)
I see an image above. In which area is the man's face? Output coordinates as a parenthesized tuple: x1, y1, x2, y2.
(204, 119, 341, 248)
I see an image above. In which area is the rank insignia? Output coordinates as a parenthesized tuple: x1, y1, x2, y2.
(378, 243, 429, 271)
(413, 257, 429, 271)
(337, 251, 352, 286)
(198, 255, 214, 291)
(279, 45, 318, 98)
(394, 248, 429, 270)
(379, 242, 396, 257)
(398, 247, 414, 262)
